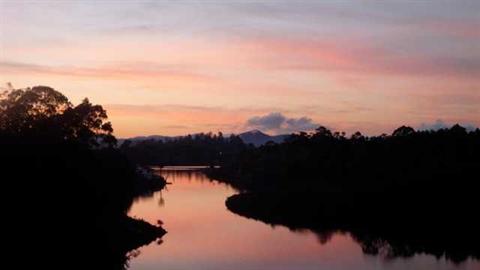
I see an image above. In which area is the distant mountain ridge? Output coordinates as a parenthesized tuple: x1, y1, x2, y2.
(238, 130, 289, 146)
(118, 130, 289, 147)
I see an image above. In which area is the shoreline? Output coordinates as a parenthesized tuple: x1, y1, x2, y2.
(225, 191, 480, 263)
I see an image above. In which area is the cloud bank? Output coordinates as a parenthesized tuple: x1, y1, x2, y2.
(247, 112, 318, 134)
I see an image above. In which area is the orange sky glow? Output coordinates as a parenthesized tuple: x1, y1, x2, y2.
(1, 1, 478, 137)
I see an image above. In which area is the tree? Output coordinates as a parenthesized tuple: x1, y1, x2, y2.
(0, 86, 70, 133)
(449, 124, 467, 135)
(392, 126, 415, 137)
(0, 86, 116, 147)
(313, 126, 332, 137)
(62, 98, 116, 147)
(351, 131, 364, 140)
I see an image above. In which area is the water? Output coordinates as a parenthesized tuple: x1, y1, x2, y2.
(127, 167, 479, 270)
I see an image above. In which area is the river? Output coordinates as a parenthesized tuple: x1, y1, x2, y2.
(127, 167, 479, 270)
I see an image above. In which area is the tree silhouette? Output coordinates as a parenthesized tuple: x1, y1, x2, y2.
(0, 86, 115, 147)
(62, 98, 116, 147)
(1, 85, 164, 269)
(392, 125, 415, 136)
(120, 131, 247, 166)
(314, 126, 333, 137)
(0, 86, 70, 132)
(213, 123, 480, 263)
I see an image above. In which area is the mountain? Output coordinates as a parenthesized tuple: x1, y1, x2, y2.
(238, 130, 289, 147)
(117, 135, 174, 146)
(119, 130, 289, 147)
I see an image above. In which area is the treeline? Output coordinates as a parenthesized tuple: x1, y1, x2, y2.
(0, 86, 165, 269)
(215, 125, 480, 193)
(120, 133, 249, 166)
(211, 125, 480, 262)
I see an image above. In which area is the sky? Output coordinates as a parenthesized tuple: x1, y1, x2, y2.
(1, 0, 479, 137)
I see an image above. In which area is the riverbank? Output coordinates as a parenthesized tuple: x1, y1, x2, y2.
(225, 191, 480, 263)
(100, 216, 167, 263)
(112, 168, 168, 267)
(133, 166, 168, 196)
(127, 166, 480, 270)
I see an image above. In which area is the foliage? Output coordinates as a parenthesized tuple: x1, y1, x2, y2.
(121, 132, 249, 166)
(0, 86, 116, 147)
(217, 124, 480, 193)
(0, 86, 162, 269)
(215, 124, 480, 263)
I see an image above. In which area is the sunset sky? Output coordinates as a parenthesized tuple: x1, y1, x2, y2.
(1, 1, 479, 137)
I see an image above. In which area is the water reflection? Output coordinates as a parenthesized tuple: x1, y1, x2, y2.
(226, 191, 480, 265)
(159, 169, 211, 182)
(128, 168, 480, 270)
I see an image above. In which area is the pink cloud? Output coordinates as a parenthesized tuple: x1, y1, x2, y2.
(0, 61, 213, 82)
(235, 36, 480, 79)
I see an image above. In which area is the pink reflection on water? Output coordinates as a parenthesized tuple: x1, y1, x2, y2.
(128, 169, 479, 270)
